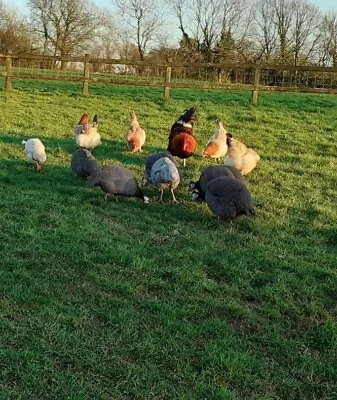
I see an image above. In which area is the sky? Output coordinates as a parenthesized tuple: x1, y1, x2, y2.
(4, 0, 337, 14)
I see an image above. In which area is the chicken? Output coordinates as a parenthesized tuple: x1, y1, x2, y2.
(168, 106, 197, 167)
(126, 111, 146, 152)
(22, 138, 47, 171)
(189, 165, 246, 201)
(201, 119, 231, 162)
(73, 113, 101, 150)
(224, 135, 260, 175)
(71, 149, 98, 178)
(205, 176, 255, 221)
(142, 156, 180, 202)
(88, 165, 149, 203)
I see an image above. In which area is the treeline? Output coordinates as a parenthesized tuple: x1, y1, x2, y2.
(1, 0, 337, 68)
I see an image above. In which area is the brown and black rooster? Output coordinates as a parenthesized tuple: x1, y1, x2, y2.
(168, 106, 197, 167)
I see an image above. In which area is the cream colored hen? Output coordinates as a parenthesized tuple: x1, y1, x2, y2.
(224, 136, 260, 175)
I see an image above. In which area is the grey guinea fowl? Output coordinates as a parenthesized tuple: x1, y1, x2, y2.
(189, 165, 246, 201)
(88, 165, 149, 203)
(205, 176, 255, 221)
(146, 156, 180, 202)
(143, 151, 180, 182)
(71, 149, 98, 178)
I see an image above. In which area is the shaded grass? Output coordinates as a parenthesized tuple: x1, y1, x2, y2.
(0, 83, 337, 399)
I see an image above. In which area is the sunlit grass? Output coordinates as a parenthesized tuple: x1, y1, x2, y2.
(0, 83, 336, 399)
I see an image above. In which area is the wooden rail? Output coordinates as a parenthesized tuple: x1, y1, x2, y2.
(1, 53, 337, 102)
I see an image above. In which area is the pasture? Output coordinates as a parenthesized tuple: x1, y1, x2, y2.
(0, 80, 336, 399)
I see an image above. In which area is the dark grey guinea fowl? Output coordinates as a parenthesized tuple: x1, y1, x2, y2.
(143, 151, 181, 184)
(205, 176, 255, 221)
(88, 165, 149, 203)
(190, 165, 246, 201)
(71, 149, 98, 178)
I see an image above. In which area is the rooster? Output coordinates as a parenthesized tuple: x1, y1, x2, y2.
(224, 135, 260, 175)
(126, 111, 146, 152)
(22, 138, 47, 171)
(73, 113, 101, 150)
(202, 119, 231, 162)
(168, 106, 197, 167)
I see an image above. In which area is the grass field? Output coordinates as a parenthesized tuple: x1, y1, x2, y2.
(0, 79, 336, 399)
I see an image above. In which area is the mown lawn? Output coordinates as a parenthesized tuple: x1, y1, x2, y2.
(0, 80, 336, 399)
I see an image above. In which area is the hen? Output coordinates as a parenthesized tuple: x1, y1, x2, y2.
(224, 135, 260, 175)
(205, 176, 255, 221)
(73, 113, 101, 150)
(22, 138, 47, 171)
(126, 111, 146, 152)
(202, 119, 231, 162)
(143, 156, 180, 202)
(168, 106, 197, 167)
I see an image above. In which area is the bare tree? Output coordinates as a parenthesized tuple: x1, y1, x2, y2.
(0, 1, 34, 55)
(272, 0, 294, 63)
(318, 12, 337, 67)
(27, 0, 103, 65)
(113, 0, 164, 61)
(290, 0, 321, 65)
(252, 0, 278, 61)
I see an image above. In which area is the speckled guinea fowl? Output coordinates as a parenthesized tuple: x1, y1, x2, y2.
(71, 149, 98, 178)
(88, 165, 149, 203)
(143, 156, 181, 202)
(205, 176, 255, 221)
(143, 151, 180, 183)
(189, 165, 246, 201)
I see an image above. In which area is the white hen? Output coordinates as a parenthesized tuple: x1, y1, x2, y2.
(22, 138, 47, 171)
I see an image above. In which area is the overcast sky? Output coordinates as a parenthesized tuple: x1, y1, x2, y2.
(4, 0, 337, 14)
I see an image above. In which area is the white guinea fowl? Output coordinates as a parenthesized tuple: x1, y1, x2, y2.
(22, 138, 47, 171)
(145, 156, 181, 202)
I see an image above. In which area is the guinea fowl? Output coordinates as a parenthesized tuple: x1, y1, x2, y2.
(224, 135, 260, 175)
(143, 151, 180, 185)
(126, 111, 146, 152)
(22, 138, 47, 171)
(201, 119, 231, 162)
(189, 165, 246, 201)
(168, 106, 197, 167)
(88, 165, 149, 203)
(73, 113, 101, 150)
(71, 149, 98, 178)
(142, 156, 180, 202)
(205, 176, 255, 221)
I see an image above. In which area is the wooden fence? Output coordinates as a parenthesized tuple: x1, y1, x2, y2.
(2, 52, 337, 104)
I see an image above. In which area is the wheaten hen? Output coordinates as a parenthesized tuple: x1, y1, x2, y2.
(126, 111, 146, 152)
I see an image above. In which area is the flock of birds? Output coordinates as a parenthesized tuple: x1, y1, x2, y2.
(21, 106, 261, 221)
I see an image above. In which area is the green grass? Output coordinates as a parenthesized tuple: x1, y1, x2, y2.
(0, 81, 336, 399)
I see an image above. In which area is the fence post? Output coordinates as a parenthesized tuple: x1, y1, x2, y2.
(164, 63, 172, 99)
(251, 67, 260, 105)
(82, 54, 90, 95)
(5, 50, 12, 91)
